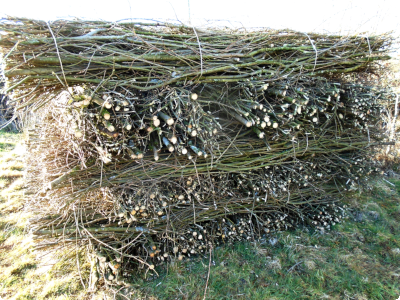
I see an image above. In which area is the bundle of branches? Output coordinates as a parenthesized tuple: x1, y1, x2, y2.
(0, 17, 396, 285)
(0, 17, 393, 108)
(23, 78, 392, 169)
(24, 81, 393, 283)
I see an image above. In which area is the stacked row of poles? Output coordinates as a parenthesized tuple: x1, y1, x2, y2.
(0, 17, 396, 285)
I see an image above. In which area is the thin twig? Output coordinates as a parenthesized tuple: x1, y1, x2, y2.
(203, 246, 213, 300)
(287, 260, 303, 273)
(46, 21, 68, 88)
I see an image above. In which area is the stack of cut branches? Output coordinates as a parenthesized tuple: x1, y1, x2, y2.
(0, 17, 396, 285)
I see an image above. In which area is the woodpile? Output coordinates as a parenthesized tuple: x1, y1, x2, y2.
(0, 17, 396, 285)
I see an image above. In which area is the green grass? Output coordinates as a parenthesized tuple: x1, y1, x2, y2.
(0, 132, 21, 152)
(0, 130, 399, 299)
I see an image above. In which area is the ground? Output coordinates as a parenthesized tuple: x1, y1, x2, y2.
(0, 131, 399, 300)
(0, 132, 89, 300)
